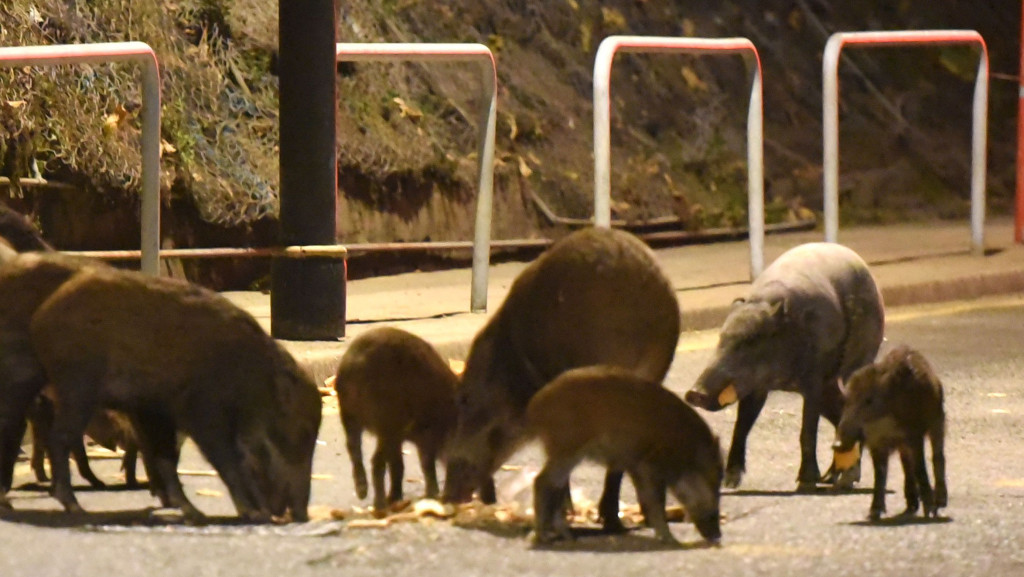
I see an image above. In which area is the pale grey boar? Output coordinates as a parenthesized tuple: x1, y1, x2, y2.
(686, 242, 884, 492)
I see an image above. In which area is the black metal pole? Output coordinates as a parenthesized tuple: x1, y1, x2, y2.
(272, 0, 346, 340)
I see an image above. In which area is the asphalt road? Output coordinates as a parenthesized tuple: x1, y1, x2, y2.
(2, 294, 1023, 577)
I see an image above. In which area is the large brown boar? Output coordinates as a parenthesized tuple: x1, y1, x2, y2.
(833, 345, 947, 521)
(334, 326, 463, 514)
(4, 265, 322, 522)
(685, 242, 884, 492)
(0, 252, 99, 507)
(442, 227, 681, 533)
(527, 366, 723, 545)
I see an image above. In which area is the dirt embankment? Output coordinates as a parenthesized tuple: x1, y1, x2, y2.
(0, 1, 1018, 288)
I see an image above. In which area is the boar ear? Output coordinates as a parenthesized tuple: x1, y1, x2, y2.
(731, 297, 746, 308)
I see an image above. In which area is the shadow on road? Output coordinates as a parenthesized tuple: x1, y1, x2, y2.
(848, 515, 953, 527)
(0, 507, 244, 529)
(726, 487, 879, 497)
(530, 527, 713, 553)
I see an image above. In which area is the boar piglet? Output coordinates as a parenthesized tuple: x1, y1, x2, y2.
(29, 399, 144, 488)
(24, 266, 322, 522)
(833, 345, 947, 521)
(686, 242, 884, 492)
(334, 327, 477, 515)
(443, 227, 681, 535)
(527, 366, 723, 546)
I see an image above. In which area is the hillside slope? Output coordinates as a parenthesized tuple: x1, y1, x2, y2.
(0, 0, 1018, 287)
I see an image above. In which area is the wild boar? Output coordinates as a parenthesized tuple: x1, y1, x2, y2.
(2, 265, 322, 522)
(833, 345, 947, 521)
(443, 227, 681, 534)
(685, 242, 884, 492)
(0, 252, 99, 508)
(527, 366, 723, 545)
(0, 203, 51, 252)
(334, 326, 462, 514)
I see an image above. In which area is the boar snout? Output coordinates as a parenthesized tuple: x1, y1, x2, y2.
(442, 458, 478, 503)
(694, 511, 722, 545)
(685, 390, 720, 411)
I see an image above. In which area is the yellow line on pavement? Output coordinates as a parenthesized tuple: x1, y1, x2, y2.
(676, 294, 1024, 354)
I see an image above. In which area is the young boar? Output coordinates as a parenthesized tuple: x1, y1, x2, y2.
(685, 242, 884, 492)
(6, 265, 322, 522)
(833, 345, 947, 521)
(334, 326, 460, 514)
(443, 227, 681, 533)
(527, 366, 723, 545)
(29, 399, 143, 488)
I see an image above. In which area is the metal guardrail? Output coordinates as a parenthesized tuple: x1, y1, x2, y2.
(0, 42, 162, 274)
(593, 35, 766, 279)
(823, 30, 989, 255)
(335, 42, 498, 312)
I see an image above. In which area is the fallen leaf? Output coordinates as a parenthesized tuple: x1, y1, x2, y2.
(311, 473, 333, 481)
(518, 156, 533, 178)
(195, 488, 222, 498)
(392, 97, 422, 122)
(323, 375, 337, 389)
(177, 469, 218, 477)
(347, 518, 390, 529)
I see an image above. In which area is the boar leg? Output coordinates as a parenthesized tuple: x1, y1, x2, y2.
(0, 414, 29, 494)
(819, 381, 861, 489)
(341, 412, 368, 500)
(134, 412, 205, 523)
(0, 360, 46, 493)
(908, 438, 935, 518)
(868, 447, 889, 521)
(370, 437, 402, 514)
(630, 466, 675, 545)
(930, 422, 947, 514)
(796, 385, 828, 492)
(28, 397, 53, 483)
(897, 445, 920, 516)
(725, 391, 768, 489)
(122, 443, 139, 488)
(533, 458, 577, 543)
(70, 438, 106, 488)
(416, 443, 440, 500)
(598, 470, 627, 533)
(47, 405, 96, 514)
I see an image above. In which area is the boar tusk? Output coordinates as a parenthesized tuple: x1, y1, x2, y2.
(833, 442, 860, 471)
(717, 384, 738, 407)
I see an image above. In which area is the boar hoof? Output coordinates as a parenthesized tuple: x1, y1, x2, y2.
(600, 516, 627, 534)
(0, 493, 11, 511)
(723, 468, 744, 489)
(867, 508, 884, 522)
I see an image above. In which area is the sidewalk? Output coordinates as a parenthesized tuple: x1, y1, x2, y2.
(223, 217, 1024, 384)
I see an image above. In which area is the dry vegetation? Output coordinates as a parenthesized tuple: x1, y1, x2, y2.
(0, 1, 1017, 288)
